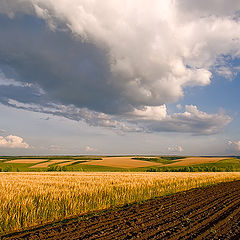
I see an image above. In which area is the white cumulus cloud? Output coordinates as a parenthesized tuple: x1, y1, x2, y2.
(227, 141, 240, 153)
(0, 135, 30, 149)
(85, 146, 97, 153)
(168, 145, 184, 153)
(129, 105, 231, 135)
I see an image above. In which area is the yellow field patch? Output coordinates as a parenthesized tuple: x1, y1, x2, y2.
(30, 160, 70, 168)
(5, 159, 48, 164)
(167, 157, 230, 166)
(80, 156, 161, 168)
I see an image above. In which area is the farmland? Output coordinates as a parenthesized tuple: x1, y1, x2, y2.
(0, 156, 239, 172)
(80, 156, 161, 168)
(146, 157, 229, 166)
(5, 159, 48, 164)
(4, 180, 239, 240)
(29, 160, 70, 168)
(0, 172, 240, 236)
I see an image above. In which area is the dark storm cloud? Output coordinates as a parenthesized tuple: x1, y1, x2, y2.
(0, 14, 131, 114)
(0, 85, 42, 106)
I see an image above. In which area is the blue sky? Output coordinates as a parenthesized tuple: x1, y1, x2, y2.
(0, 0, 240, 155)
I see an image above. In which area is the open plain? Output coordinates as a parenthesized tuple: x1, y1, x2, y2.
(0, 156, 239, 172)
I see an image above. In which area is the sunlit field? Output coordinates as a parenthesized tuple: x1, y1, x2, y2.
(1, 156, 240, 172)
(1, 172, 240, 235)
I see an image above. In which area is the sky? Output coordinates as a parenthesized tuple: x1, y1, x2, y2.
(0, 0, 240, 156)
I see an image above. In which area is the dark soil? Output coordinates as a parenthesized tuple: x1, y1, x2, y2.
(2, 180, 240, 240)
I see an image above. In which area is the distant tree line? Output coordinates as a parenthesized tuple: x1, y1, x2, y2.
(0, 166, 14, 172)
(146, 165, 235, 172)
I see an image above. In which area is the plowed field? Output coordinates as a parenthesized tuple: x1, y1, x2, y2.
(2, 180, 240, 240)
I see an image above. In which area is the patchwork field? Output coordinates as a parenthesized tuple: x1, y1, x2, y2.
(29, 160, 70, 168)
(78, 156, 233, 169)
(80, 156, 161, 168)
(0, 156, 239, 172)
(0, 172, 240, 235)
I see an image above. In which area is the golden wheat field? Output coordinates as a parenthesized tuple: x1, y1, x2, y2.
(0, 172, 240, 235)
(166, 157, 229, 166)
(81, 156, 160, 168)
(5, 159, 48, 164)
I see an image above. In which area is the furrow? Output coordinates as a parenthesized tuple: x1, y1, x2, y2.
(89, 185, 240, 240)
